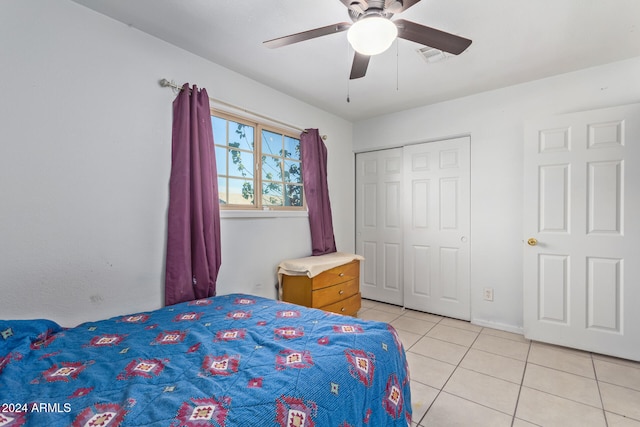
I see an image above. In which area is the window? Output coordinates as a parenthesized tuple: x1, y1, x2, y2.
(212, 111, 304, 210)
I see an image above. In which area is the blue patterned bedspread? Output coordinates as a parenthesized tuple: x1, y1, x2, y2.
(0, 294, 411, 426)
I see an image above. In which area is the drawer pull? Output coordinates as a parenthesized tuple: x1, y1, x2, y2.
(339, 273, 345, 277)
(339, 290, 344, 295)
(341, 307, 346, 312)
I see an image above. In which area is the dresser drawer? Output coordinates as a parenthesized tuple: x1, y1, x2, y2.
(310, 260, 360, 290)
(320, 293, 361, 316)
(312, 278, 358, 308)
(281, 258, 361, 317)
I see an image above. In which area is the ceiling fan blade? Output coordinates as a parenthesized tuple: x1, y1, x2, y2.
(395, 19, 472, 55)
(350, 52, 371, 79)
(263, 22, 351, 48)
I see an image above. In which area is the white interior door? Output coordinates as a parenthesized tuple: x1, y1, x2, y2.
(355, 148, 404, 305)
(523, 104, 640, 361)
(403, 137, 471, 320)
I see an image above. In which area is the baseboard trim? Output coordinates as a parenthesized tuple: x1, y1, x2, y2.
(471, 318, 524, 335)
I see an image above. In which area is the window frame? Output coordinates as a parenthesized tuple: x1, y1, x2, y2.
(212, 109, 305, 211)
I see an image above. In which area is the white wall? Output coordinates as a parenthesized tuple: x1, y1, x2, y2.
(353, 56, 640, 332)
(0, 0, 354, 327)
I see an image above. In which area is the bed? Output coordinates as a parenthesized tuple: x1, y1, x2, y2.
(0, 293, 411, 426)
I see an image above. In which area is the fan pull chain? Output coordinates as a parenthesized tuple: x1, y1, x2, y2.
(346, 40, 351, 103)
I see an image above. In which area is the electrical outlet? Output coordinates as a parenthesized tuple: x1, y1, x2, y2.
(483, 287, 494, 302)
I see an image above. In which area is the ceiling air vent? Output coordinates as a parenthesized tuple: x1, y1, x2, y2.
(417, 46, 450, 63)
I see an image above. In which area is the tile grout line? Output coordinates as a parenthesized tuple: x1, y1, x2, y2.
(510, 339, 533, 427)
(397, 310, 525, 425)
(369, 302, 640, 426)
(592, 353, 610, 427)
(416, 323, 486, 427)
(411, 311, 445, 426)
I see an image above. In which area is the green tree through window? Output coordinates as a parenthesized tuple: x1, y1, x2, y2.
(212, 112, 303, 209)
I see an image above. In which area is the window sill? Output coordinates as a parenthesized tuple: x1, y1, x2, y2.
(220, 209, 308, 219)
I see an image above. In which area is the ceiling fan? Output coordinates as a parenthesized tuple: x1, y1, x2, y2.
(263, 0, 472, 80)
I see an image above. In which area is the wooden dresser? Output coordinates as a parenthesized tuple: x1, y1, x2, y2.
(281, 260, 361, 316)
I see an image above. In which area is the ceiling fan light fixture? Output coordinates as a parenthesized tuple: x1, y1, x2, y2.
(386, 0, 404, 14)
(347, 16, 398, 56)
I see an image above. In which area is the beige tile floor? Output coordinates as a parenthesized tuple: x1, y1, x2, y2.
(358, 299, 640, 427)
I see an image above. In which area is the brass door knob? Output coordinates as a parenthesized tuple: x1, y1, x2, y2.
(527, 238, 538, 246)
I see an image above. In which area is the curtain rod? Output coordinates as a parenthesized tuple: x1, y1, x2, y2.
(159, 78, 326, 139)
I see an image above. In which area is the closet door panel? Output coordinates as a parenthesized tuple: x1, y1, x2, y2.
(403, 137, 471, 320)
(356, 148, 404, 305)
(355, 137, 470, 321)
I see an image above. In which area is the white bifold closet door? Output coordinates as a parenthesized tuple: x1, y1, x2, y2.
(355, 148, 405, 306)
(402, 137, 471, 319)
(523, 104, 640, 361)
(356, 137, 471, 320)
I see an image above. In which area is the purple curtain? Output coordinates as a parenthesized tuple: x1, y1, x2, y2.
(300, 128, 337, 256)
(165, 83, 221, 306)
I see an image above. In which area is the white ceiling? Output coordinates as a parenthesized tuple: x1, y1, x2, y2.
(72, 0, 640, 122)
